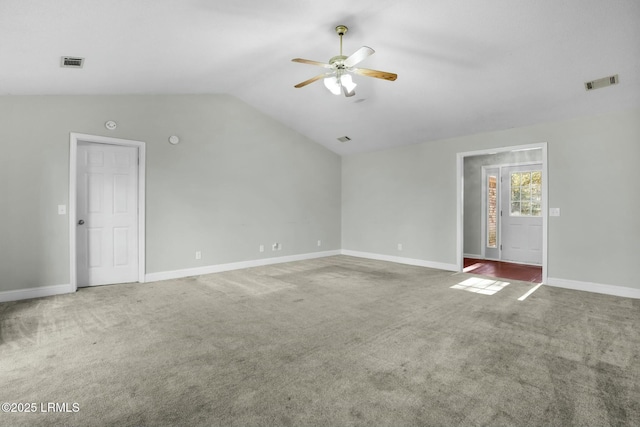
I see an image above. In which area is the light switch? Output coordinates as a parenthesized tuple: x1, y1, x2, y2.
(549, 208, 560, 217)
(58, 205, 67, 215)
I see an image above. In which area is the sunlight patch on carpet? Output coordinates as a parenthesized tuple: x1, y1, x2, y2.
(450, 277, 510, 295)
(462, 263, 483, 273)
(518, 283, 543, 301)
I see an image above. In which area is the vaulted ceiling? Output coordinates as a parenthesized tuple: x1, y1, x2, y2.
(2, 0, 638, 155)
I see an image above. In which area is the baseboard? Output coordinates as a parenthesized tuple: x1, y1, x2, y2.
(145, 250, 342, 283)
(8, 258, 636, 303)
(0, 283, 74, 303)
(464, 253, 482, 259)
(546, 277, 640, 299)
(341, 250, 458, 272)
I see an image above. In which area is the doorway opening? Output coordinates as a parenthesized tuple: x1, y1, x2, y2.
(69, 133, 146, 291)
(456, 143, 547, 284)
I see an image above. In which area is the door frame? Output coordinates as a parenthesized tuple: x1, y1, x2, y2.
(457, 143, 548, 283)
(69, 133, 146, 291)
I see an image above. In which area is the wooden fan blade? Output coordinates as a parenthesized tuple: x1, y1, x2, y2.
(353, 68, 397, 81)
(291, 58, 332, 68)
(344, 46, 375, 67)
(294, 73, 328, 88)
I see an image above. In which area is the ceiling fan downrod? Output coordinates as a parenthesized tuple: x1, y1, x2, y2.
(335, 25, 348, 57)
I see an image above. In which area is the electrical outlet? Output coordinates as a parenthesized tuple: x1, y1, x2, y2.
(195, 251, 202, 260)
(259, 245, 264, 253)
(397, 243, 403, 251)
(58, 205, 66, 215)
(317, 240, 321, 247)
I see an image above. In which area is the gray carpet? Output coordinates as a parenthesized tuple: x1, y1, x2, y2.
(1, 255, 639, 426)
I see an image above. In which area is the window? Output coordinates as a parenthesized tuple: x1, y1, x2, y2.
(510, 171, 542, 216)
(487, 175, 497, 248)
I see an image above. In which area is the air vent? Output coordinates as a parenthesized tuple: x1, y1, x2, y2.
(337, 136, 351, 143)
(584, 74, 618, 91)
(60, 56, 84, 68)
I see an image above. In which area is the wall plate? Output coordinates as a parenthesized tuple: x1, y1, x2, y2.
(169, 135, 180, 145)
(105, 120, 117, 130)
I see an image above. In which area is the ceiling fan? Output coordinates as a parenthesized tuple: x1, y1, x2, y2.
(292, 25, 397, 97)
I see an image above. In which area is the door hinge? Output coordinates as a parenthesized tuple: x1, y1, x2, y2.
(500, 244, 502, 250)
(500, 210, 502, 217)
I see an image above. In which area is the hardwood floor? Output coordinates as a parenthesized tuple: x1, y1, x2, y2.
(463, 257, 542, 283)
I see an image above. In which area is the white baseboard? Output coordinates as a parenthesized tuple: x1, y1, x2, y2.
(5, 257, 637, 303)
(546, 277, 640, 299)
(0, 283, 74, 303)
(464, 253, 482, 259)
(341, 250, 458, 272)
(145, 250, 342, 283)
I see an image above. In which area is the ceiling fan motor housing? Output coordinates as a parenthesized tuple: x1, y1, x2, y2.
(330, 55, 348, 68)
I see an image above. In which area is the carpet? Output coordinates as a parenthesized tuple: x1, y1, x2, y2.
(1, 255, 639, 426)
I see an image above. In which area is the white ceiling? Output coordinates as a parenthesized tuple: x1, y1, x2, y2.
(2, 0, 639, 155)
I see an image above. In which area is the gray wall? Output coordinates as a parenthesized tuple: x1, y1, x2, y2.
(0, 95, 342, 292)
(2, 95, 638, 294)
(342, 107, 640, 289)
(463, 149, 543, 256)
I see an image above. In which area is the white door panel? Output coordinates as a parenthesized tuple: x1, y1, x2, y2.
(507, 223, 523, 249)
(76, 142, 138, 287)
(87, 228, 102, 267)
(113, 227, 130, 266)
(501, 164, 542, 265)
(529, 224, 542, 251)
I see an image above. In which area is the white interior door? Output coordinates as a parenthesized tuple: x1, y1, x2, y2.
(501, 164, 543, 265)
(76, 141, 139, 287)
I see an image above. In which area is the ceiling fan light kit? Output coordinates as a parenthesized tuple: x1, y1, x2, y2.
(324, 74, 357, 97)
(292, 25, 397, 97)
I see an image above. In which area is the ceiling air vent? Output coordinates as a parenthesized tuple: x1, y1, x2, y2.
(337, 136, 351, 143)
(584, 74, 618, 91)
(60, 56, 84, 68)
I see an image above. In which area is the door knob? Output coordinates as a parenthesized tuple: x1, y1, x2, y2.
(78, 219, 85, 225)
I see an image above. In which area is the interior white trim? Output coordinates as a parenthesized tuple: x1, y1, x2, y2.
(145, 250, 341, 283)
(546, 277, 640, 300)
(463, 253, 483, 259)
(69, 133, 146, 291)
(481, 160, 543, 169)
(457, 142, 548, 283)
(0, 284, 74, 303)
(342, 250, 458, 272)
